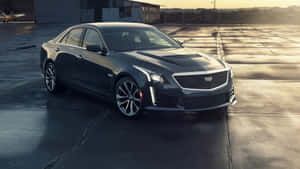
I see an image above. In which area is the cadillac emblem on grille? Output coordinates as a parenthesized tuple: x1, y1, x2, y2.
(204, 76, 213, 82)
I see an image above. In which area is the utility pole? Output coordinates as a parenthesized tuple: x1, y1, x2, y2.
(211, 0, 218, 23)
(210, 0, 216, 10)
(213, 0, 216, 10)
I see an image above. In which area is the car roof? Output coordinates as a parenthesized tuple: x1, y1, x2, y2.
(73, 22, 154, 30)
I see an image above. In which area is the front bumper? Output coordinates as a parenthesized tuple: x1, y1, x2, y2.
(144, 93, 236, 112)
(143, 79, 236, 112)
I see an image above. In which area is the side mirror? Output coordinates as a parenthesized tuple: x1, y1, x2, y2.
(86, 45, 108, 55)
(86, 45, 101, 52)
(100, 47, 108, 56)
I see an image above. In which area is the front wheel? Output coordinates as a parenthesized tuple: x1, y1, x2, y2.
(218, 106, 228, 112)
(216, 106, 228, 116)
(44, 62, 64, 94)
(115, 77, 143, 118)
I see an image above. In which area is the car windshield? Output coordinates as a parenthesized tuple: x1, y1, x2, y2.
(101, 27, 181, 52)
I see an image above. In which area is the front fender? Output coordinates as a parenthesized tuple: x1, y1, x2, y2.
(114, 66, 149, 90)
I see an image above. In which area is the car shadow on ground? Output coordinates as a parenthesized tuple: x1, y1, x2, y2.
(47, 84, 227, 125)
(44, 88, 230, 169)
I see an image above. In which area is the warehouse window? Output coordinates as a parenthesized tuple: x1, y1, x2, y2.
(119, 7, 132, 18)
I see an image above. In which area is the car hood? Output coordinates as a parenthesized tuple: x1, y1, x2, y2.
(125, 48, 226, 72)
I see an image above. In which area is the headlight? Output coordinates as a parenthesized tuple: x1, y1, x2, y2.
(224, 62, 234, 78)
(134, 65, 164, 83)
(151, 74, 164, 83)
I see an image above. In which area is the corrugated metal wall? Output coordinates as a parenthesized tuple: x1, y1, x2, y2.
(34, 0, 81, 23)
(0, 0, 159, 24)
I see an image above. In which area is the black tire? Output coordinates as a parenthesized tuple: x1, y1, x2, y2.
(218, 106, 228, 112)
(216, 106, 228, 116)
(44, 62, 64, 94)
(115, 77, 143, 119)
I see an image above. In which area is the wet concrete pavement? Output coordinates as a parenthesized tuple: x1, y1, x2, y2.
(0, 23, 300, 169)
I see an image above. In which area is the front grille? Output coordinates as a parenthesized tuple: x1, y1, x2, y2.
(174, 70, 228, 90)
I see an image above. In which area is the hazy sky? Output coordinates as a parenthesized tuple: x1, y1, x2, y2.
(134, 0, 300, 8)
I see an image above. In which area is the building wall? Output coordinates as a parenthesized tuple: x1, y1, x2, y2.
(102, 8, 143, 22)
(122, 0, 160, 23)
(0, 0, 159, 24)
(80, 9, 94, 23)
(102, 7, 160, 23)
(141, 6, 160, 23)
(34, 0, 80, 23)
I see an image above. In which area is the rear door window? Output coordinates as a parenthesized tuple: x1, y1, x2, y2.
(65, 28, 84, 47)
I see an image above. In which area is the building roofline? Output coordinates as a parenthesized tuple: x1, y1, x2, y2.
(128, 0, 160, 8)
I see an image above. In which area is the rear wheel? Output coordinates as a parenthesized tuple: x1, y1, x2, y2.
(115, 77, 143, 118)
(44, 62, 64, 94)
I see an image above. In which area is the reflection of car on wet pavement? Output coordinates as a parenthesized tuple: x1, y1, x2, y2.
(40, 22, 236, 118)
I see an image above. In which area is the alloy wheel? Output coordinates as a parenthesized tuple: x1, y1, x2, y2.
(45, 62, 56, 92)
(116, 79, 142, 117)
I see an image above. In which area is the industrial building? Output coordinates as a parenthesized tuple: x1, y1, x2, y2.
(0, 0, 160, 23)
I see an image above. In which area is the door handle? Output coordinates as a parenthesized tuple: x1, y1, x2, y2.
(77, 54, 84, 60)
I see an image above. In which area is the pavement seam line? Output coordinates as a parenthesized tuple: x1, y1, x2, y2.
(216, 30, 225, 61)
(217, 25, 233, 169)
(225, 114, 234, 169)
(41, 110, 111, 169)
(43, 156, 61, 169)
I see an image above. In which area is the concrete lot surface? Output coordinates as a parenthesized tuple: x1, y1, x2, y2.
(0, 23, 300, 169)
